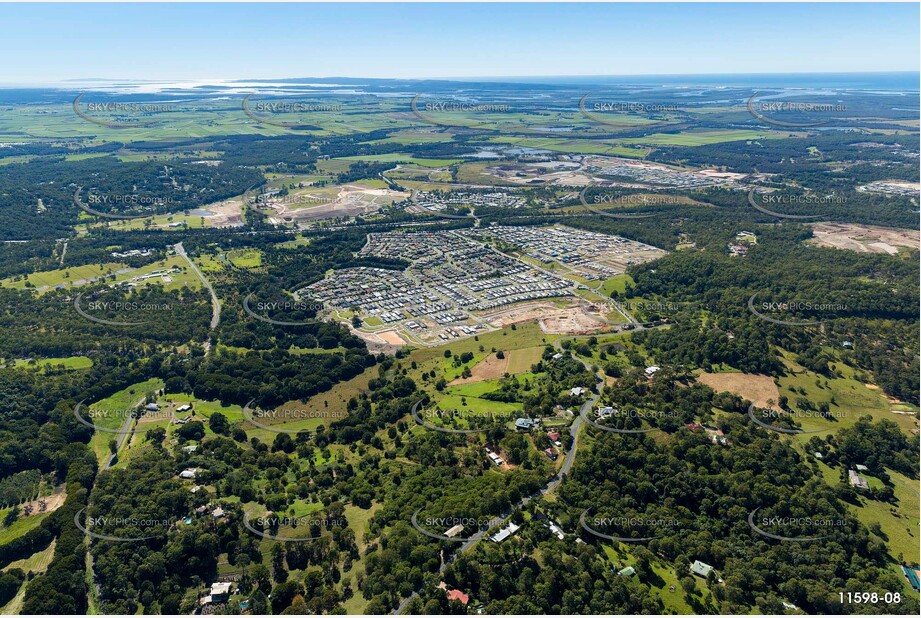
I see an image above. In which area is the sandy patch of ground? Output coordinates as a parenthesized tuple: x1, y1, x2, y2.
(202, 198, 245, 227)
(698, 169, 748, 181)
(481, 301, 608, 335)
(696, 372, 781, 410)
(449, 353, 510, 385)
(378, 330, 408, 346)
(19, 490, 66, 516)
(809, 223, 919, 255)
(349, 327, 407, 355)
(271, 184, 408, 223)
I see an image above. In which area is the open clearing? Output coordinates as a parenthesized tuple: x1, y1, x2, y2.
(808, 222, 919, 255)
(481, 300, 609, 335)
(448, 352, 509, 385)
(506, 346, 544, 374)
(696, 371, 781, 410)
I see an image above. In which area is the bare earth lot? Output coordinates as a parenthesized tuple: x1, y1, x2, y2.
(449, 353, 509, 385)
(696, 372, 781, 410)
(808, 222, 919, 255)
(480, 300, 608, 335)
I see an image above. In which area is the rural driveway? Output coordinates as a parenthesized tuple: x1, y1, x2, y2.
(175, 242, 220, 351)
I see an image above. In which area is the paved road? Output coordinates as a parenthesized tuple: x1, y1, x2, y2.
(103, 396, 146, 471)
(175, 242, 220, 351)
(392, 341, 600, 615)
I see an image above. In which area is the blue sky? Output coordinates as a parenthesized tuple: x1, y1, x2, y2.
(0, 2, 918, 83)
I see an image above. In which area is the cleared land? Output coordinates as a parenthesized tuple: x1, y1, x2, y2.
(448, 353, 510, 385)
(696, 372, 782, 410)
(808, 222, 920, 255)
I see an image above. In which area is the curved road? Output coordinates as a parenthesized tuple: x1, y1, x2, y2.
(175, 242, 220, 352)
(392, 341, 599, 615)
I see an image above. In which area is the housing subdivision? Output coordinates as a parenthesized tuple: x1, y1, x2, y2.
(415, 190, 527, 212)
(301, 225, 665, 345)
(463, 224, 666, 281)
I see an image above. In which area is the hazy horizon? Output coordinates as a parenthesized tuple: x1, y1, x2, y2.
(0, 3, 917, 83)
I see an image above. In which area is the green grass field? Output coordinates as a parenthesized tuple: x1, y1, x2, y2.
(0, 510, 52, 546)
(226, 248, 262, 268)
(0, 541, 56, 614)
(602, 544, 711, 614)
(10, 355, 93, 370)
(598, 274, 634, 297)
(338, 153, 462, 167)
(87, 378, 164, 463)
(0, 254, 200, 294)
(620, 129, 780, 146)
(506, 346, 544, 374)
(777, 352, 919, 437)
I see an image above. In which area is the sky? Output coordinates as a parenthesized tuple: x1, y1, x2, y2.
(0, 2, 918, 83)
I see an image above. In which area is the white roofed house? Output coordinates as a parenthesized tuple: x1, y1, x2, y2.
(490, 522, 520, 543)
(691, 560, 714, 578)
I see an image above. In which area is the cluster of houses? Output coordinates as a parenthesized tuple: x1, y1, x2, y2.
(416, 190, 526, 212)
(110, 248, 154, 258)
(465, 225, 665, 282)
(728, 231, 757, 256)
(305, 230, 573, 341)
(512, 418, 565, 460)
(596, 161, 717, 189)
(124, 267, 180, 287)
